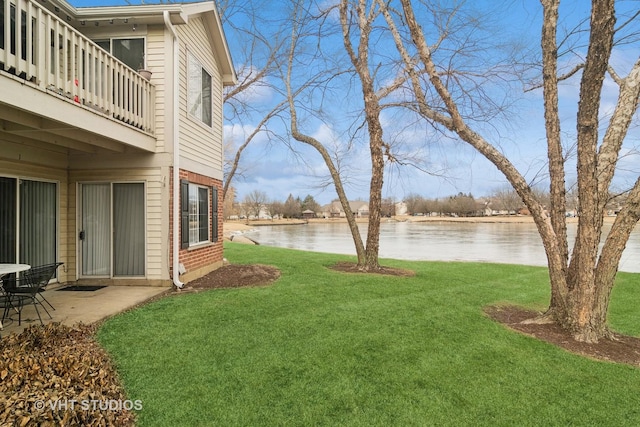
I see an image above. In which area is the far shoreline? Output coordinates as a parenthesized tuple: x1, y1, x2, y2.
(224, 214, 606, 235)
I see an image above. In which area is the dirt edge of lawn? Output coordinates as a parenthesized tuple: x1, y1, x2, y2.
(484, 305, 640, 367)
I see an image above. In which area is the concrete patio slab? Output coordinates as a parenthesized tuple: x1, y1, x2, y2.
(1, 284, 170, 336)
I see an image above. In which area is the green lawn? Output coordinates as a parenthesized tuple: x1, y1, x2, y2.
(98, 243, 640, 426)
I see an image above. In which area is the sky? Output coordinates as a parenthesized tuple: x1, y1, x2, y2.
(69, 0, 640, 206)
(221, 0, 640, 205)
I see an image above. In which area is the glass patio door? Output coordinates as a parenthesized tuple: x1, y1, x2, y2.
(0, 177, 17, 263)
(0, 177, 57, 266)
(81, 184, 111, 276)
(81, 183, 145, 277)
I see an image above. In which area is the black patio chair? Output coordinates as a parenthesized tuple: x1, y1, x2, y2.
(36, 262, 64, 311)
(2, 262, 63, 325)
(0, 293, 28, 327)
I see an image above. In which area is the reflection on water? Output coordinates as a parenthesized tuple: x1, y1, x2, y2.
(245, 221, 640, 273)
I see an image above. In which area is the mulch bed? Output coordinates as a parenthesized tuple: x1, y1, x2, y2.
(182, 264, 281, 290)
(330, 261, 416, 277)
(485, 305, 640, 367)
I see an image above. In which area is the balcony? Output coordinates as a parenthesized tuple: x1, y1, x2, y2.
(0, 0, 155, 154)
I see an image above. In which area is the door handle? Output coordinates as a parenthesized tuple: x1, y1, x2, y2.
(79, 230, 85, 240)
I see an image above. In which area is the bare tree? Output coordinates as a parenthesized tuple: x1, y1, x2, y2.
(219, 0, 289, 201)
(223, 186, 239, 219)
(283, 194, 302, 218)
(490, 186, 523, 213)
(243, 190, 269, 218)
(283, 0, 420, 270)
(448, 193, 477, 217)
(381, 198, 396, 217)
(268, 200, 285, 219)
(283, 1, 369, 266)
(338, 0, 387, 269)
(404, 194, 425, 215)
(380, 0, 640, 342)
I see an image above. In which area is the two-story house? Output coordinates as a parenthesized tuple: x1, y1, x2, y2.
(0, 0, 236, 288)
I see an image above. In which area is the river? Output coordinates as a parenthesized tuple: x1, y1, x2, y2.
(241, 221, 640, 273)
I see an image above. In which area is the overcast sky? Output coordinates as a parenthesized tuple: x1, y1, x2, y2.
(73, 0, 640, 206)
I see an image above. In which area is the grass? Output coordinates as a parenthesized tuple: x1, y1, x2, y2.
(98, 243, 640, 426)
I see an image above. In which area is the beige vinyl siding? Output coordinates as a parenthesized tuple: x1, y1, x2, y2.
(145, 25, 168, 153)
(176, 17, 224, 178)
(69, 168, 167, 282)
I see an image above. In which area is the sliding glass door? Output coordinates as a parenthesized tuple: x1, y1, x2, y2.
(0, 177, 17, 263)
(113, 183, 145, 276)
(0, 177, 57, 267)
(80, 183, 145, 278)
(20, 180, 57, 267)
(81, 184, 111, 276)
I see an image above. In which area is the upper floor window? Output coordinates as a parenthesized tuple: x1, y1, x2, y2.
(95, 38, 145, 70)
(187, 53, 212, 127)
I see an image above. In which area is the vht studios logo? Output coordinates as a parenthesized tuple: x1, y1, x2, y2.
(34, 399, 143, 412)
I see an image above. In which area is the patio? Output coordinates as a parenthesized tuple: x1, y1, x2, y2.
(1, 283, 169, 336)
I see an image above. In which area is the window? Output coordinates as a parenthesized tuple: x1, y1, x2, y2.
(189, 185, 209, 245)
(187, 53, 212, 127)
(95, 38, 145, 70)
(180, 181, 218, 248)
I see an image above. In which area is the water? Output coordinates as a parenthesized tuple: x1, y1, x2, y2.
(243, 221, 640, 273)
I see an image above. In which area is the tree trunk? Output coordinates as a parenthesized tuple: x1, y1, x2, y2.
(285, 12, 367, 266)
(363, 109, 384, 271)
(288, 127, 367, 267)
(392, 0, 635, 342)
(340, 0, 385, 271)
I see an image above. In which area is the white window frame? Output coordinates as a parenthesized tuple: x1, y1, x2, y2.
(188, 183, 210, 246)
(187, 52, 213, 127)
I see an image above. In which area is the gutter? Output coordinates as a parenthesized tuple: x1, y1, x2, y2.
(164, 10, 184, 289)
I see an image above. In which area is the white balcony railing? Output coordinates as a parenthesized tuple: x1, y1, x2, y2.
(1, 0, 155, 134)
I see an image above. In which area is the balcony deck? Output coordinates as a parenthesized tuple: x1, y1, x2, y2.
(1, 0, 156, 153)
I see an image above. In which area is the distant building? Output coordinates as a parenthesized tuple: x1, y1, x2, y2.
(320, 200, 369, 218)
(395, 201, 408, 216)
(302, 209, 316, 219)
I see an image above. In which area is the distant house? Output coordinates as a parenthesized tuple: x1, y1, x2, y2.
(395, 201, 408, 216)
(320, 200, 369, 218)
(322, 201, 343, 218)
(0, 0, 237, 287)
(350, 201, 369, 217)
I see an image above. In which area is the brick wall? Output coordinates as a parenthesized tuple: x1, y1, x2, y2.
(169, 168, 224, 282)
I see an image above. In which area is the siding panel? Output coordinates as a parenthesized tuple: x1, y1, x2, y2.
(176, 17, 224, 178)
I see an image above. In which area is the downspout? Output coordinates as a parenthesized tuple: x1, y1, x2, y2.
(165, 10, 184, 289)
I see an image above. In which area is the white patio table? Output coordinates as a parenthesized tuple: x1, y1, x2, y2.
(0, 264, 31, 330)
